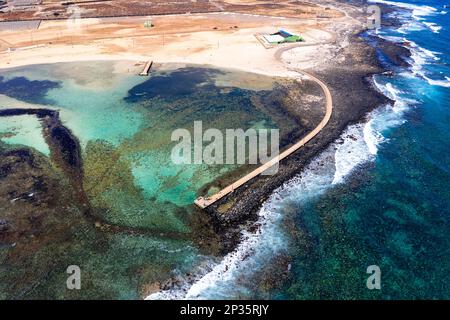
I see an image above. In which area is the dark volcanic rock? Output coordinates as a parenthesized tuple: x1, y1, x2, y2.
(207, 32, 393, 254)
(0, 219, 9, 232)
(367, 35, 412, 68)
(0, 142, 91, 298)
(0, 107, 88, 213)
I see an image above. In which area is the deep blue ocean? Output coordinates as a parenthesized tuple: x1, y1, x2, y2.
(149, 0, 449, 299)
(273, 0, 450, 299)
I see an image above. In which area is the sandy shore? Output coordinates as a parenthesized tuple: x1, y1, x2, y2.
(0, 11, 337, 79)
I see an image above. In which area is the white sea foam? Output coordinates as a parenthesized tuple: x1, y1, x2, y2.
(423, 75, 450, 87)
(424, 22, 442, 33)
(148, 147, 336, 300)
(332, 75, 419, 185)
(146, 141, 346, 299)
(404, 40, 440, 79)
(370, 0, 441, 34)
(376, 34, 407, 43)
(368, 0, 437, 19)
(374, 78, 416, 112)
(375, 30, 442, 80)
(331, 123, 375, 185)
(147, 76, 416, 300)
(364, 119, 383, 155)
(377, 3, 447, 87)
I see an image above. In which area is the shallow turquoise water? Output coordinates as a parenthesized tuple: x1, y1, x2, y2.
(1, 62, 145, 147)
(0, 62, 285, 228)
(0, 61, 296, 299)
(0, 115, 50, 155)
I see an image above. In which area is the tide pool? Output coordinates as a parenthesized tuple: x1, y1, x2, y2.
(0, 114, 50, 156)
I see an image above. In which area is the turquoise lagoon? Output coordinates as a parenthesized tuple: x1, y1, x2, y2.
(0, 61, 297, 298)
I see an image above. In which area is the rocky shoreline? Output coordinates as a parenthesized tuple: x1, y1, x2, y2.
(204, 2, 407, 254)
(148, 0, 415, 298)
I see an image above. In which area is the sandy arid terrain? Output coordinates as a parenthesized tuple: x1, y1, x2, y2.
(0, 14, 327, 73)
(0, 1, 356, 75)
(0, 0, 360, 78)
(0, 0, 343, 21)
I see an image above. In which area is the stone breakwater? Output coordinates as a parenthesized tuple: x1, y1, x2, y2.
(0, 108, 88, 212)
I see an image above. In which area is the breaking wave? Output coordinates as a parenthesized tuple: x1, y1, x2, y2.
(369, 0, 441, 34)
(147, 78, 415, 299)
(423, 76, 450, 87)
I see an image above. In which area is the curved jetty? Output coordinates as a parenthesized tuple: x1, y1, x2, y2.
(194, 70, 333, 209)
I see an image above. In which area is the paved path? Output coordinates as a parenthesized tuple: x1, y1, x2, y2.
(195, 45, 333, 209)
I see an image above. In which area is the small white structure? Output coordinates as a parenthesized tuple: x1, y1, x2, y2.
(10, 0, 42, 11)
(144, 20, 153, 28)
(263, 34, 285, 44)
